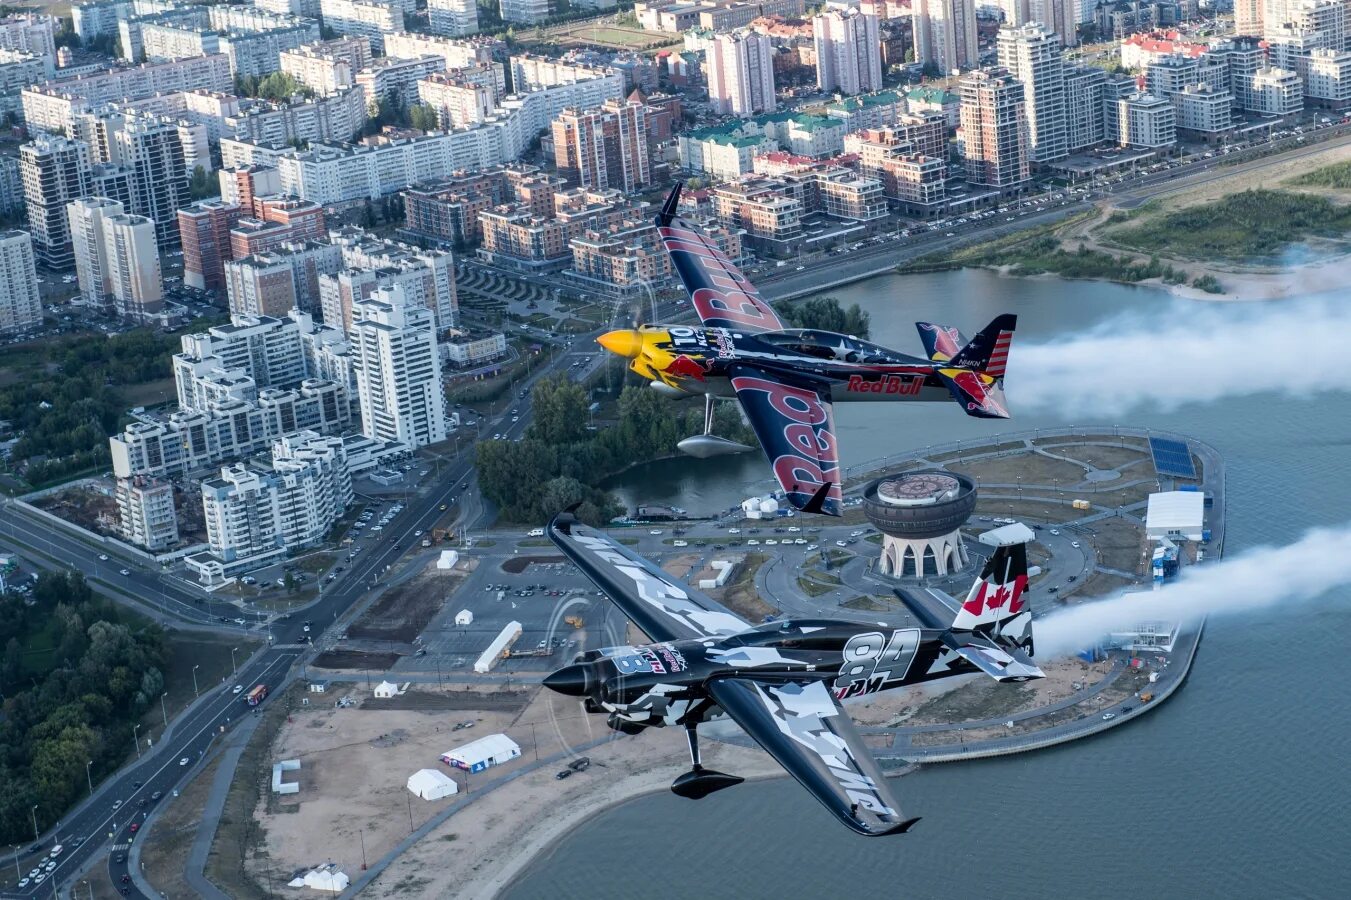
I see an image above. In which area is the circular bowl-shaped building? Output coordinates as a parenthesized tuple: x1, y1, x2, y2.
(862, 470, 978, 578)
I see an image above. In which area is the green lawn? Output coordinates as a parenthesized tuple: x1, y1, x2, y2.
(1286, 160, 1351, 188)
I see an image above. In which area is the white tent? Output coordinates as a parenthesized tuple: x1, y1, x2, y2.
(440, 733, 521, 772)
(373, 680, 399, 698)
(407, 768, 459, 800)
(455, 609, 473, 626)
(437, 550, 460, 569)
(288, 868, 349, 892)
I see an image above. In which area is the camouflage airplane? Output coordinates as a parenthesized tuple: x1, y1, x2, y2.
(597, 185, 1016, 516)
(543, 514, 1041, 836)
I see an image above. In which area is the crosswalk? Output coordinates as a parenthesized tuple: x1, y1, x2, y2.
(111, 842, 131, 851)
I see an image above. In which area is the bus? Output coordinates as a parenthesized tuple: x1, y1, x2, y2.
(245, 684, 268, 706)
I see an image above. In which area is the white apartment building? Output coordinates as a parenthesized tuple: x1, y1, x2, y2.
(278, 37, 372, 95)
(1116, 92, 1176, 148)
(706, 30, 777, 116)
(1306, 47, 1351, 107)
(500, 0, 551, 25)
(1064, 64, 1106, 151)
(0, 12, 56, 57)
(997, 24, 1067, 164)
(102, 213, 163, 319)
(325, 229, 459, 332)
(21, 54, 233, 133)
(913, 0, 978, 74)
(20, 134, 92, 270)
(813, 9, 882, 96)
(1173, 83, 1234, 134)
(222, 87, 367, 147)
(318, 0, 406, 53)
(418, 75, 496, 128)
(0, 230, 40, 333)
(68, 196, 124, 310)
(355, 54, 447, 110)
(384, 31, 495, 70)
(1251, 66, 1305, 115)
(115, 476, 179, 552)
(191, 430, 353, 583)
(352, 285, 448, 449)
(429, 0, 479, 36)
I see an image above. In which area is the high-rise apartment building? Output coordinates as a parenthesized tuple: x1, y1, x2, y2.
(352, 285, 447, 449)
(108, 115, 190, 249)
(68, 196, 124, 310)
(429, 0, 478, 35)
(225, 254, 299, 318)
(913, 0, 978, 74)
(20, 134, 91, 269)
(997, 24, 1067, 164)
(1029, 0, 1079, 49)
(318, 0, 406, 53)
(812, 8, 883, 96)
(0, 230, 41, 333)
(116, 476, 179, 552)
(959, 68, 1030, 189)
(1064, 64, 1106, 151)
(706, 30, 777, 116)
(178, 199, 245, 292)
(103, 213, 163, 319)
(551, 99, 651, 193)
(500, 0, 551, 25)
(1236, 0, 1264, 34)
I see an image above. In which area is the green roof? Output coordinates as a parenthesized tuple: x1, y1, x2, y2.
(825, 91, 904, 113)
(688, 119, 758, 140)
(907, 86, 958, 105)
(789, 114, 842, 133)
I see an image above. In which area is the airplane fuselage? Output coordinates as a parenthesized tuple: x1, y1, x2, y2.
(546, 617, 1033, 730)
(614, 325, 962, 404)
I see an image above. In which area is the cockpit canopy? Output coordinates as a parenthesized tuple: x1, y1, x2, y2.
(757, 329, 914, 365)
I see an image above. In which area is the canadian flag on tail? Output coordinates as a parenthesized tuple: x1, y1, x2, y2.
(951, 522, 1034, 656)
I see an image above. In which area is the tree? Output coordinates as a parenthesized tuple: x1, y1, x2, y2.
(284, 572, 298, 594)
(527, 376, 589, 445)
(780, 296, 871, 338)
(188, 165, 216, 200)
(408, 103, 440, 132)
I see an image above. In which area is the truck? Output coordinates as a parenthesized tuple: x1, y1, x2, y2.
(564, 615, 584, 629)
(1139, 691, 1155, 704)
(245, 684, 268, 706)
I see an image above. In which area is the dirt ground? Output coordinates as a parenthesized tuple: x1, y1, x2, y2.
(709, 552, 777, 621)
(32, 481, 120, 537)
(311, 649, 401, 670)
(890, 654, 1114, 729)
(349, 563, 466, 642)
(1037, 442, 1150, 472)
(141, 745, 227, 897)
(953, 453, 1088, 487)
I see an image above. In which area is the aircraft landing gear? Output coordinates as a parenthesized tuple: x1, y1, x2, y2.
(671, 722, 743, 800)
(675, 394, 754, 458)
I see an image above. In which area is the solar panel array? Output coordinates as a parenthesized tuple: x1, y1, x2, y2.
(1149, 437, 1197, 479)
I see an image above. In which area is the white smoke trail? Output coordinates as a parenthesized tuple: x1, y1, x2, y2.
(1007, 299, 1351, 416)
(1035, 523, 1351, 657)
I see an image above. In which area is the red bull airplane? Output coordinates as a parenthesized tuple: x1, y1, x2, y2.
(597, 185, 1016, 517)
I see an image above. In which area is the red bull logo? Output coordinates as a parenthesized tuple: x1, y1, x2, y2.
(664, 354, 707, 380)
(845, 374, 924, 396)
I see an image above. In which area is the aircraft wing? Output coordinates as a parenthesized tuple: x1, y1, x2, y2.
(706, 677, 919, 836)
(728, 364, 843, 516)
(656, 186, 785, 334)
(548, 512, 750, 643)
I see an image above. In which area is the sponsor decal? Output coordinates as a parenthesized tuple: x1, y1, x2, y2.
(656, 643, 688, 673)
(730, 373, 841, 509)
(663, 354, 707, 380)
(833, 628, 921, 699)
(844, 374, 924, 396)
(660, 225, 782, 331)
(640, 647, 666, 675)
(918, 322, 961, 358)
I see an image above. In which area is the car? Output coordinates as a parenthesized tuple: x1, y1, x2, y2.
(649, 529, 662, 535)
(1102, 712, 1115, 720)
(232, 684, 243, 694)
(1067, 575, 1078, 583)
(555, 769, 572, 780)
(179, 757, 190, 766)
(414, 530, 423, 536)
(119, 568, 130, 576)
(33, 874, 45, 884)
(1071, 541, 1081, 549)
(568, 757, 591, 771)
(28, 869, 40, 879)
(764, 539, 777, 545)
(672, 539, 688, 547)
(1049, 529, 1060, 536)
(50, 844, 63, 857)
(115, 854, 126, 863)
(17, 879, 28, 888)
(98, 554, 109, 561)
(44, 861, 55, 871)
(795, 538, 807, 545)
(746, 539, 760, 546)
(806, 544, 818, 551)
(303, 625, 310, 632)
(121, 875, 131, 884)
(836, 540, 847, 547)
(129, 823, 139, 833)
(439, 503, 448, 511)
(138, 798, 147, 807)
(150, 791, 162, 801)
(1048, 586, 1059, 593)
(112, 799, 123, 810)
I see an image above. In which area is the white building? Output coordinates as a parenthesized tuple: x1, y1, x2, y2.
(19, 134, 92, 269)
(1145, 490, 1205, 542)
(352, 285, 448, 449)
(355, 54, 447, 111)
(813, 8, 882, 96)
(190, 430, 353, 583)
(318, 0, 406, 53)
(0, 12, 56, 58)
(0, 230, 40, 334)
(1173, 83, 1234, 135)
(998, 24, 1067, 164)
(102, 212, 163, 319)
(444, 329, 506, 367)
(407, 768, 459, 800)
(383, 31, 495, 71)
(1116, 92, 1176, 148)
(278, 37, 372, 95)
(428, 0, 478, 36)
(115, 475, 179, 551)
(500, 0, 551, 25)
(912, 0, 978, 74)
(1305, 47, 1351, 107)
(1250, 67, 1305, 116)
(706, 30, 776, 116)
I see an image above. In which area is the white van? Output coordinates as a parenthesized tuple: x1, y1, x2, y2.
(527, 528, 545, 537)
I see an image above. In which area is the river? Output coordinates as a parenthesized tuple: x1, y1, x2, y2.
(507, 269, 1351, 899)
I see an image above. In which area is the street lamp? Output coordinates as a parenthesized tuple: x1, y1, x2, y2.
(30, 805, 38, 842)
(11, 844, 20, 879)
(86, 760, 94, 796)
(192, 664, 200, 697)
(231, 646, 238, 673)
(133, 723, 141, 759)
(160, 692, 168, 727)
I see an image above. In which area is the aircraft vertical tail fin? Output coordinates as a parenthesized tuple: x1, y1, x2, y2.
(950, 522, 1034, 656)
(947, 314, 1016, 379)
